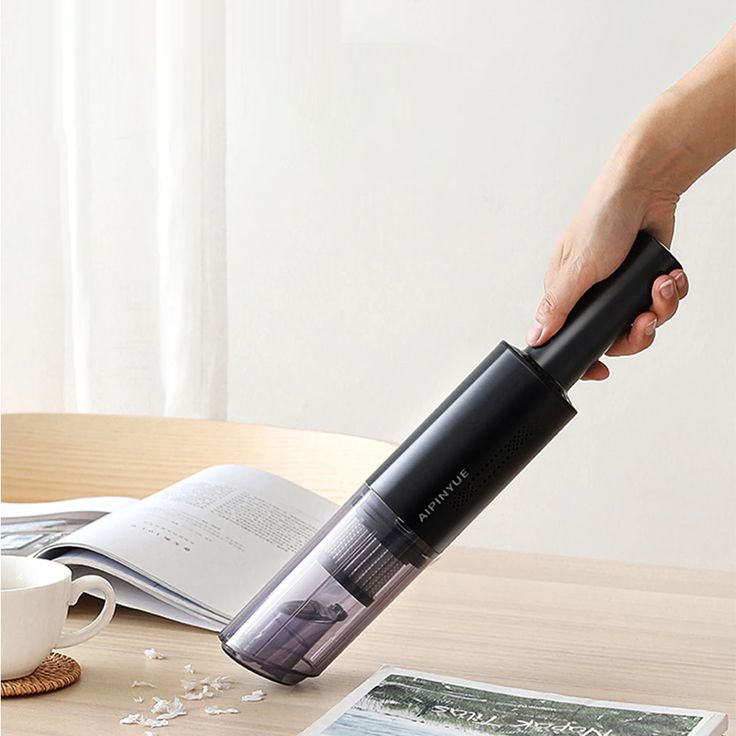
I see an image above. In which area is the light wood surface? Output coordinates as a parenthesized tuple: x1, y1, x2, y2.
(1, 413, 734, 735)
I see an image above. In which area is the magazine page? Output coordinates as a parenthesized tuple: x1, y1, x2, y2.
(52, 554, 221, 630)
(51, 550, 225, 630)
(38, 464, 338, 619)
(300, 666, 728, 736)
(1, 496, 137, 557)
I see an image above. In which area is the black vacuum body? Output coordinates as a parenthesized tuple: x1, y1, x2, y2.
(220, 232, 681, 685)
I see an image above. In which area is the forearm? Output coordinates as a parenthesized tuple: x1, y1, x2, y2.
(610, 26, 736, 198)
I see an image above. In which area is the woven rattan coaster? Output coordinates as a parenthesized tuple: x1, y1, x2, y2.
(1, 652, 81, 697)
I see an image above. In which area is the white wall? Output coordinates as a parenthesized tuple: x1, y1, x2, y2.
(3, 1, 735, 571)
(224, 1, 735, 571)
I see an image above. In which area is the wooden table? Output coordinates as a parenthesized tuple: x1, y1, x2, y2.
(2, 413, 734, 735)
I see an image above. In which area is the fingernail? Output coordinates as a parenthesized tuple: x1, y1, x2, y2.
(526, 319, 543, 346)
(644, 318, 657, 336)
(659, 279, 675, 299)
(675, 272, 687, 292)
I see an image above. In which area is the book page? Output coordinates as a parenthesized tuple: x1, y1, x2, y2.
(300, 666, 727, 736)
(39, 465, 338, 618)
(52, 548, 225, 626)
(54, 555, 222, 630)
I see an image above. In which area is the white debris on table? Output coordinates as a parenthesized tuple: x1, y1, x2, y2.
(179, 673, 233, 699)
(241, 688, 266, 702)
(119, 713, 168, 727)
(204, 706, 240, 715)
(150, 696, 187, 720)
(144, 648, 166, 660)
(123, 664, 266, 728)
(179, 680, 215, 700)
(200, 674, 234, 691)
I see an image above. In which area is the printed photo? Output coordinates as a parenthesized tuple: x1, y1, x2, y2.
(314, 671, 705, 736)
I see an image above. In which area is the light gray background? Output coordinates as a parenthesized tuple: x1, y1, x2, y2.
(225, 2, 735, 570)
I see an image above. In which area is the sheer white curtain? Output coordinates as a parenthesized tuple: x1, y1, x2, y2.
(3, 0, 227, 418)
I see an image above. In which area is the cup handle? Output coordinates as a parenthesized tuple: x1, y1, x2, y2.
(55, 575, 116, 649)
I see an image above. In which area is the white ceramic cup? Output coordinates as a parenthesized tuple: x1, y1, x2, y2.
(1, 556, 116, 680)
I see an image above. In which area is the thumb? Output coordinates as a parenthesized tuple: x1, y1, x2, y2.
(526, 258, 597, 347)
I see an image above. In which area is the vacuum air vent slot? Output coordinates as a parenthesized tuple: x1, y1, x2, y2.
(450, 425, 532, 511)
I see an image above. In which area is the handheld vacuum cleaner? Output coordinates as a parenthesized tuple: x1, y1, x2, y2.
(220, 231, 681, 685)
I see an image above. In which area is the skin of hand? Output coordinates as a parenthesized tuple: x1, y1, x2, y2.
(527, 27, 736, 380)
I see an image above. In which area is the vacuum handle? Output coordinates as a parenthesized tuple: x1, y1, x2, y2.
(525, 231, 682, 390)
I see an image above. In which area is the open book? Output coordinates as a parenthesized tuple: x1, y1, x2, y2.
(300, 666, 728, 736)
(7, 465, 337, 630)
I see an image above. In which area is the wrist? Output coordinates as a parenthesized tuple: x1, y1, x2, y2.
(608, 88, 705, 199)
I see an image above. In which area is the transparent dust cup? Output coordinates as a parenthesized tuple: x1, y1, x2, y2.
(219, 486, 436, 685)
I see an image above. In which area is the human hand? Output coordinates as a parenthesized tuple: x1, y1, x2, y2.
(525, 25, 736, 381)
(526, 156, 689, 381)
